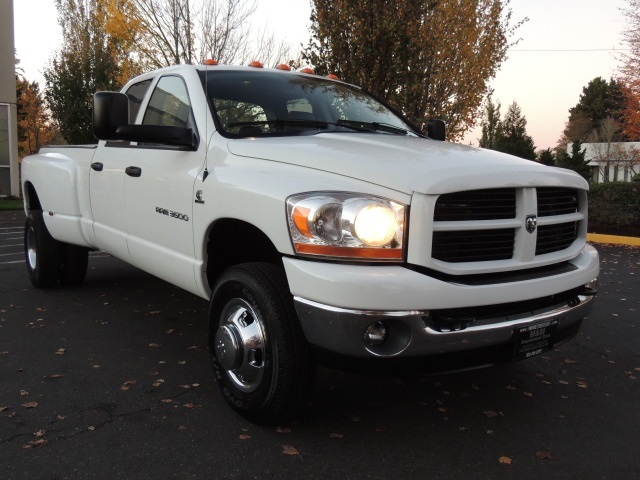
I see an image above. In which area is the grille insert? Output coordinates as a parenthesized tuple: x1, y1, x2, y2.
(537, 188, 579, 216)
(432, 229, 515, 263)
(434, 189, 516, 221)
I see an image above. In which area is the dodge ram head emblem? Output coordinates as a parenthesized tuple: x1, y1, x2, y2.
(526, 215, 537, 234)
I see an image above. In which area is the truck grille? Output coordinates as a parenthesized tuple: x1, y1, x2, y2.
(432, 188, 581, 263)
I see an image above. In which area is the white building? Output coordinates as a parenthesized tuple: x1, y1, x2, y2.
(569, 142, 640, 183)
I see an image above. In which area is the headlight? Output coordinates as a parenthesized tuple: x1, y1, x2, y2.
(286, 193, 406, 261)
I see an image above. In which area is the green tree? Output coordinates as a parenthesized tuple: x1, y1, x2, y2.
(303, 0, 524, 140)
(538, 148, 555, 166)
(43, 0, 137, 144)
(556, 141, 592, 180)
(558, 77, 626, 148)
(478, 95, 501, 149)
(493, 101, 536, 160)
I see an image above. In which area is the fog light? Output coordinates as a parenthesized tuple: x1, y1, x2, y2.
(585, 278, 598, 290)
(364, 321, 387, 346)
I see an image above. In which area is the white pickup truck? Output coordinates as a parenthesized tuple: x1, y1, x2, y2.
(21, 63, 599, 423)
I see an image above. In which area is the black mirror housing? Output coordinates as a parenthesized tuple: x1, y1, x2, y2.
(93, 91, 129, 141)
(427, 119, 446, 141)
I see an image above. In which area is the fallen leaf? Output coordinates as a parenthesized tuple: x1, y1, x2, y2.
(178, 361, 187, 365)
(351, 415, 362, 422)
(20, 390, 28, 396)
(55, 348, 66, 355)
(506, 385, 516, 391)
(577, 381, 588, 389)
(499, 456, 513, 465)
(330, 433, 344, 438)
(523, 392, 534, 397)
(239, 434, 251, 440)
(536, 451, 554, 459)
(48, 374, 64, 379)
(165, 328, 176, 334)
(282, 444, 303, 459)
(123, 380, 136, 386)
(161, 399, 173, 403)
(22, 439, 48, 449)
(88, 425, 96, 431)
(22, 402, 38, 409)
(148, 343, 161, 348)
(276, 426, 292, 433)
(34, 430, 46, 437)
(564, 359, 577, 364)
(0, 406, 8, 412)
(483, 411, 500, 418)
(183, 403, 195, 409)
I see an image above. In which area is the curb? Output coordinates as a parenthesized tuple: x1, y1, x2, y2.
(587, 233, 640, 247)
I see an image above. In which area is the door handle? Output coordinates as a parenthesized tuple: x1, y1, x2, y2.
(125, 166, 142, 177)
(91, 162, 103, 172)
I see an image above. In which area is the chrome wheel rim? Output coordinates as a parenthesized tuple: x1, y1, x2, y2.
(26, 225, 37, 270)
(214, 298, 266, 392)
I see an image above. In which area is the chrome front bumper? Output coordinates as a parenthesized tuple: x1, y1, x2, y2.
(294, 293, 595, 359)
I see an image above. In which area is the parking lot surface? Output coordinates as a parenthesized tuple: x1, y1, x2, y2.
(1, 210, 639, 479)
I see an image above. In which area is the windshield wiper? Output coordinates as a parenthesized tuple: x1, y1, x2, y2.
(227, 119, 330, 130)
(335, 119, 409, 135)
(227, 119, 410, 136)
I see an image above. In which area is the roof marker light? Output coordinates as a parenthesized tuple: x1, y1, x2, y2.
(326, 74, 339, 80)
(276, 64, 291, 71)
(300, 67, 315, 74)
(204, 59, 218, 65)
(248, 61, 264, 68)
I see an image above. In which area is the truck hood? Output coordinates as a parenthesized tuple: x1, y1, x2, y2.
(226, 133, 588, 195)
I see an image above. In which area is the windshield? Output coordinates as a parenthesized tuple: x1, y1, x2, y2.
(199, 69, 417, 138)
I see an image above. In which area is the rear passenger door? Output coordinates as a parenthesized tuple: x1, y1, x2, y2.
(90, 79, 152, 262)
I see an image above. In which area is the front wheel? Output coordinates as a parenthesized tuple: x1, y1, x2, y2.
(209, 263, 315, 424)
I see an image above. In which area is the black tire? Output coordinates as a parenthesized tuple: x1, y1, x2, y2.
(24, 210, 60, 288)
(209, 262, 316, 424)
(59, 243, 89, 286)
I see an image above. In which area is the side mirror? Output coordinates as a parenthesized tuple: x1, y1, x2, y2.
(93, 92, 129, 140)
(427, 119, 446, 141)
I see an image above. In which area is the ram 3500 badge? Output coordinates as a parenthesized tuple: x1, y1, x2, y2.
(21, 63, 599, 424)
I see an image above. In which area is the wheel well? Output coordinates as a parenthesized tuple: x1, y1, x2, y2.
(206, 219, 283, 290)
(24, 182, 42, 211)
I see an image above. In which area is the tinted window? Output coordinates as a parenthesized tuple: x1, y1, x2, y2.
(124, 79, 152, 123)
(143, 76, 193, 129)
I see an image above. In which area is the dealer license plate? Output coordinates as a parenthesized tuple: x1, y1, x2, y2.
(514, 319, 558, 360)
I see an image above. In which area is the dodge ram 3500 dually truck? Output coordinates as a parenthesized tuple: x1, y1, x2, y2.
(21, 63, 599, 423)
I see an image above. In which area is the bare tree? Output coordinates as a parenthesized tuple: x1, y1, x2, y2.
(588, 117, 623, 181)
(103, 0, 292, 68)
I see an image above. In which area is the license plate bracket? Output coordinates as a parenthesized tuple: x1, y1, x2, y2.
(514, 319, 558, 360)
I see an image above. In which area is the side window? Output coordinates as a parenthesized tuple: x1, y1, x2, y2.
(124, 79, 152, 124)
(142, 76, 194, 129)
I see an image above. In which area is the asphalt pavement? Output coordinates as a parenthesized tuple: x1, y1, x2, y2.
(1, 210, 639, 480)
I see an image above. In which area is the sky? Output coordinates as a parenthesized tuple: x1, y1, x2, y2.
(12, 0, 629, 150)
